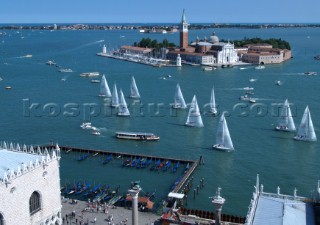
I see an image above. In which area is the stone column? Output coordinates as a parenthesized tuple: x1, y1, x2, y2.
(128, 184, 141, 225)
(211, 187, 225, 225)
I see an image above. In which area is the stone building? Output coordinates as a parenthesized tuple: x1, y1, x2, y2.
(166, 11, 238, 66)
(239, 44, 292, 64)
(0, 143, 62, 225)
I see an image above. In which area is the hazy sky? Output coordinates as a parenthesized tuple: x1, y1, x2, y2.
(1, 0, 319, 23)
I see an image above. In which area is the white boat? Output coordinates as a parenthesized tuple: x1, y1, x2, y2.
(115, 132, 159, 141)
(80, 122, 92, 129)
(173, 84, 187, 109)
(80, 72, 99, 77)
(46, 60, 56, 66)
(243, 87, 254, 90)
(117, 89, 130, 116)
(111, 83, 119, 107)
(293, 106, 317, 142)
(213, 113, 234, 152)
(239, 95, 251, 101)
(203, 67, 213, 71)
(185, 95, 204, 127)
(275, 99, 296, 132)
(92, 131, 101, 136)
(304, 71, 317, 76)
(91, 79, 100, 83)
(59, 68, 73, 73)
(275, 80, 282, 85)
(130, 76, 140, 98)
(209, 85, 217, 115)
(99, 75, 112, 97)
(249, 78, 257, 82)
(255, 65, 265, 70)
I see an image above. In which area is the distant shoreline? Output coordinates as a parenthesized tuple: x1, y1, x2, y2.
(1, 23, 320, 31)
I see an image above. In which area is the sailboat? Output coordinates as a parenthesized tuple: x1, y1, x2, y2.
(111, 83, 119, 107)
(117, 89, 130, 116)
(99, 75, 112, 97)
(213, 113, 234, 152)
(130, 76, 140, 98)
(173, 84, 187, 109)
(185, 95, 204, 127)
(293, 106, 317, 142)
(275, 99, 296, 132)
(209, 85, 217, 115)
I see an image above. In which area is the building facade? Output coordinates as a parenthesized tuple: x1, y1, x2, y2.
(0, 143, 62, 225)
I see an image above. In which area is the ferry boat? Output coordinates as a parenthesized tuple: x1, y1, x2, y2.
(115, 132, 160, 141)
(80, 72, 100, 77)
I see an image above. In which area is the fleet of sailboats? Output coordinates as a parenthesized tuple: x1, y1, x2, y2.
(94, 75, 318, 147)
(293, 106, 317, 142)
(275, 99, 296, 132)
(185, 95, 204, 127)
(173, 84, 187, 109)
(213, 113, 234, 152)
(117, 89, 130, 116)
(130, 76, 140, 98)
(209, 85, 217, 115)
(111, 83, 119, 107)
(99, 75, 112, 97)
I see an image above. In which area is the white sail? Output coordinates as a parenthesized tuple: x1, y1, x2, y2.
(209, 85, 217, 114)
(173, 84, 187, 109)
(276, 99, 296, 131)
(111, 83, 119, 107)
(118, 89, 130, 116)
(185, 95, 204, 127)
(130, 76, 140, 98)
(99, 75, 112, 97)
(294, 106, 317, 142)
(213, 114, 234, 151)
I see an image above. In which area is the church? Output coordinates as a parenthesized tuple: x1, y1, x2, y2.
(166, 10, 238, 66)
(0, 143, 62, 225)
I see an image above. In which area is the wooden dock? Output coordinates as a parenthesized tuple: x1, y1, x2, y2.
(44, 145, 199, 194)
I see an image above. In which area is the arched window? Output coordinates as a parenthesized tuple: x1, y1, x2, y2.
(0, 213, 4, 225)
(29, 191, 41, 215)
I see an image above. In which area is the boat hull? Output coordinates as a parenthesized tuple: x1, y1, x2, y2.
(293, 136, 317, 142)
(213, 144, 234, 152)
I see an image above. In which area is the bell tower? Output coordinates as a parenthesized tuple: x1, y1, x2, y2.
(180, 9, 188, 49)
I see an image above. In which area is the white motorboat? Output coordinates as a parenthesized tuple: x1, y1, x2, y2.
(59, 68, 73, 73)
(275, 80, 282, 85)
(46, 60, 56, 66)
(91, 79, 100, 83)
(243, 87, 254, 91)
(304, 71, 317, 76)
(92, 131, 101, 136)
(203, 67, 213, 71)
(115, 132, 160, 141)
(249, 78, 257, 82)
(80, 122, 92, 129)
(255, 65, 265, 70)
(80, 72, 100, 77)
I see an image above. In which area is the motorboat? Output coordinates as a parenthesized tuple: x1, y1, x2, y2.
(249, 99, 256, 103)
(115, 132, 160, 141)
(80, 122, 92, 129)
(245, 91, 254, 95)
(91, 79, 100, 83)
(80, 72, 100, 77)
(275, 80, 282, 85)
(92, 131, 101, 136)
(249, 78, 257, 82)
(46, 60, 56, 66)
(59, 68, 73, 73)
(243, 87, 254, 90)
(304, 71, 317, 76)
(239, 95, 250, 101)
(255, 65, 265, 70)
(203, 67, 213, 71)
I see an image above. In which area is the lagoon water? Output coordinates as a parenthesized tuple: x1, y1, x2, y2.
(0, 27, 319, 216)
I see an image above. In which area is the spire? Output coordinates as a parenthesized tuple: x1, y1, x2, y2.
(182, 9, 187, 23)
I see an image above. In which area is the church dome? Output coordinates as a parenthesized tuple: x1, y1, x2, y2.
(209, 32, 219, 43)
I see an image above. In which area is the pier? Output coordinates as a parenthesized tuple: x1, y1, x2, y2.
(44, 145, 199, 195)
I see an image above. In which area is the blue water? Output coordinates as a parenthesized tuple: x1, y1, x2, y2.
(0, 28, 319, 216)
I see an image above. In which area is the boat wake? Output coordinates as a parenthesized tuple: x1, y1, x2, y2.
(16, 54, 33, 59)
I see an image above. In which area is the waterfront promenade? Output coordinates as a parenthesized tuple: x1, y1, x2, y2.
(61, 198, 160, 225)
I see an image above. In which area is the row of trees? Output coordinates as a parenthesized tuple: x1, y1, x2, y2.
(133, 38, 176, 50)
(221, 37, 291, 50)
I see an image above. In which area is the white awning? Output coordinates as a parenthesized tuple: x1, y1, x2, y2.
(168, 192, 184, 199)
